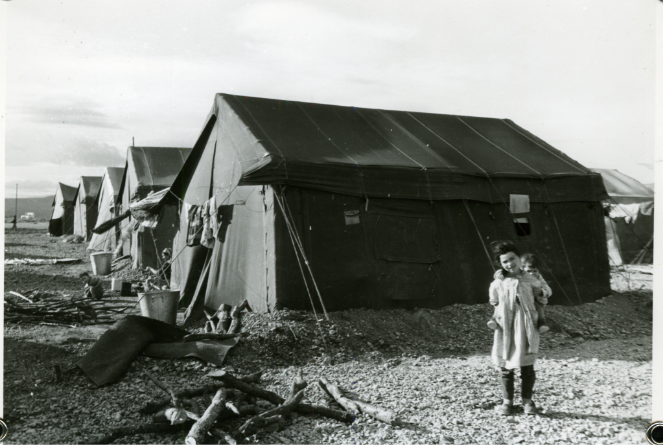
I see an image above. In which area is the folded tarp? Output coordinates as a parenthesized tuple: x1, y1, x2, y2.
(144, 338, 239, 366)
(77, 315, 188, 386)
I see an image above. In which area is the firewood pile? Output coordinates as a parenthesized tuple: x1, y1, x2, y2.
(90, 368, 399, 444)
(4, 291, 137, 325)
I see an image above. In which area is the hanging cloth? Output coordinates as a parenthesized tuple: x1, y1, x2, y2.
(201, 200, 215, 248)
(187, 205, 203, 246)
(209, 196, 220, 239)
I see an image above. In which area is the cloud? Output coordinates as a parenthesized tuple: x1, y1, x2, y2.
(10, 100, 123, 129)
(5, 130, 125, 168)
(5, 164, 114, 198)
(4, 179, 59, 198)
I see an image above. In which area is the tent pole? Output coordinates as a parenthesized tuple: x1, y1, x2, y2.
(13, 184, 18, 229)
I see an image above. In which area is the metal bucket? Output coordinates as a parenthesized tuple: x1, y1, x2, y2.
(111, 278, 123, 291)
(138, 290, 180, 325)
(90, 252, 113, 276)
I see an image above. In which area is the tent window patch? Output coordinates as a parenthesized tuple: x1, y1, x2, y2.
(514, 217, 531, 237)
(372, 214, 441, 263)
(344, 210, 360, 225)
(510, 194, 530, 214)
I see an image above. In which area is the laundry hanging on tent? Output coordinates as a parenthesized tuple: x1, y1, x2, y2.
(201, 200, 215, 248)
(209, 196, 220, 238)
(608, 202, 653, 224)
(187, 205, 203, 246)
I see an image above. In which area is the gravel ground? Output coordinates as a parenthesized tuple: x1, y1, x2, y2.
(3, 226, 654, 444)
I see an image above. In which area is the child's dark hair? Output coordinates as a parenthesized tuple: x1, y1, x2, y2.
(521, 253, 540, 269)
(490, 240, 520, 264)
(79, 272, 90, 278)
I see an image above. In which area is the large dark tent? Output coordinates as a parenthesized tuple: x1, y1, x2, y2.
(73, 176, 103, 241)
(167, 93, 611, 319)
(88, 167, 125, 252)
(592, 169, 654, 265)
(48, 182, 78, 237)
(118, 146, 192, 269)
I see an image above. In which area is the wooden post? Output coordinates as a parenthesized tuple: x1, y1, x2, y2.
(13, 184, 18, 229)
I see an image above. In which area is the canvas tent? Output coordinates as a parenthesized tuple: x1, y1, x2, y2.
(88, 167, 125, 252)
(167, 93, 611, 320)
(48, 183, 78, 236)
(73, 176, 103, 241)
(118, 146, 192, 269)
(592, 169, 654, 265)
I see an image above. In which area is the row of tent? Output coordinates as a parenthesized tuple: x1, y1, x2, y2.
(48, 93, 654, 322)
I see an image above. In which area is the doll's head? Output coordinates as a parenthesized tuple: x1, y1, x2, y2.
(521, 253, 541, 275)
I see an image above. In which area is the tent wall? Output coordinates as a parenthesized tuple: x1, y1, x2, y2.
(89, 168, 124, 252)
(185, 184, 610, 314)
(49, 184, 76, 237)
(612, 214, 654, 263)
(270, 186, 610, 311)
(74, 194, 86, 237)
(119, 147, 192, 268)
(132, 205, 180, 269)
(171, 202, 210, 307)
(203, 185, 270, 312)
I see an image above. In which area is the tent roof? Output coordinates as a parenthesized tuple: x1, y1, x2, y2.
(120, 147, 192, 198)
(591, 169, 654, 200)
(52, 182, 78, 206)
(170, 94, 606, 204)
(75, 176, 103, 202)
(105, 167, 125, 197)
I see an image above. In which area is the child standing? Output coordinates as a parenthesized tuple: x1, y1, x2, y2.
(488, 241, 542, 416)
(488, 253, 552, 333)
(80, 272, 105, 300)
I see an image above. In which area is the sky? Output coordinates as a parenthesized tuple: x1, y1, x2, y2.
(2, 0, 657, 197)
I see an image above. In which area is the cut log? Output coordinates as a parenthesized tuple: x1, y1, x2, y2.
(319, 377, 397, 424)
(8, 291, 34, 303)
(139, 384, 221, 415)
(206, 370, 262, 383)
(210, 370, 353, 423)
(154, 404, 258, 424)
(286, 369, 307, 401)
(225, 401, 241, 415)
(237, 389, 305, 439)
(183, 332, 245, 342)
(144, 370, 181, 409)
(318, 377, 359, 417)
(185, 388, 227, 445)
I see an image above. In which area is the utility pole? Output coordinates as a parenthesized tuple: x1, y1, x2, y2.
(12, 184, 18, 229)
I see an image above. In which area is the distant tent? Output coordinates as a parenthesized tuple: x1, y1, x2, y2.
(591, 169, 654, 205)
(88, 167, 125, 252)
(166, 93, 611, 321)
(118, 146, 192, 269)
(73, 176, 103, 241)
(592, 169, 654, 265)
(48, 183, 77, 236)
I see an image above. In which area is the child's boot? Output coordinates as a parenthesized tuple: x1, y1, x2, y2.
(495, 400, 513, 416)
(538, 318, 549, 334)
(523, 400, 539, 415)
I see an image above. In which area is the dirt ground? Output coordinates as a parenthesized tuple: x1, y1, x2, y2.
(3, 225, 654, 444)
